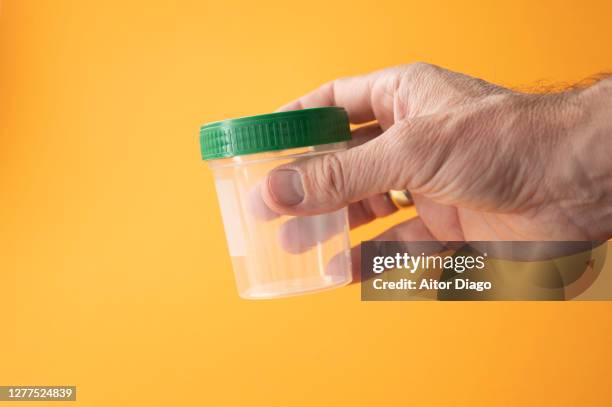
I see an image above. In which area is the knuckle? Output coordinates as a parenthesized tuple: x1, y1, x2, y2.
(403, 62, 437, 80)
(398, 63, 444, 117)
(316, 153, 346, 200)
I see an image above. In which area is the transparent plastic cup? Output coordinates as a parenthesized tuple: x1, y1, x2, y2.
(200, 108, 353, 299)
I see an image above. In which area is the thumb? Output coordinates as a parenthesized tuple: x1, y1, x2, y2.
(261, 122, 411, 216)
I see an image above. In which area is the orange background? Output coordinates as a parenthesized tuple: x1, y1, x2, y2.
(1, 0, 612, 405)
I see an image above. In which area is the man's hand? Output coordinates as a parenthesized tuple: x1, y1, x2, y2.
(261, 63, 612, 243)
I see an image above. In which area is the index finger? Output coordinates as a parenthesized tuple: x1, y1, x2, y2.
(277, 67, 398, 124)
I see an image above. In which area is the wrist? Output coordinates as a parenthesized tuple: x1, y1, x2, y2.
(554, 80, 612, 239)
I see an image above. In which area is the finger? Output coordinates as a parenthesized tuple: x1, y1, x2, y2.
(348, 193, 397, 229)
(277, 67, 399, 124)
(348, 123, 382, 147)
(248, 182, 280, 221)
(412, 194, 465, 241)
(247, 123, 382, 222)
(349, 123, 397, 229)
(278, 212, 346, 254)
(262, 120, 411, 216)
(277, 192, 398, 255)
(279, 191, 398, 254)
(275, 124, 390, 252)
(277, 76, 376, 124)
(327, 216, 437, 283)
(343, 125, 400, 229)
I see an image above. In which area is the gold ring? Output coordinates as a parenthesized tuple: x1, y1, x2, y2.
(388, 189, 413, 208)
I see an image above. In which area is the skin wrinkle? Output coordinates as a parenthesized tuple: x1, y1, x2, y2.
(411, 127, 462, 200)
(503, 126, 539, 207)
(507, 156, 543, 213)
(551, 101, 596, 199)
(395, 71, 411, 121)
(413, 195, 465, 241)
(321, 153, 345, 203)
(447, 135, 501, 208)
(558, 131, 602, 239)
(473, 97, 547, 212)
(365, 75, 378, 124)
(552, 206, 592, 239)
(396, 117, 447, 193)
(506, 206, 575, 239)
(303, 153, 336, 206)
(384, 74, 400, 126)
(488, 98, 556, 209)
(408, 109, 491, 202)
(364, 139, 393, 192)
(487, 211, 533, 240)
(534, 93, 602, 238)
(579, 102, 612, 193)
(434, 69, 476, 111)
(483, 112, 527, 211)
(404, 64, 436, 118)
(370, 76, 393, 129)
(480, 211, 504, 240)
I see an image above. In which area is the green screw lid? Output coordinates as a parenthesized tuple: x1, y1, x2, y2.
(200, 107, 351, 160)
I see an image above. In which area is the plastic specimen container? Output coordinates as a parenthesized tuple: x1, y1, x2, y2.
(200, 107, 353, 299)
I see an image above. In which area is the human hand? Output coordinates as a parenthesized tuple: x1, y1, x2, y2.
(260, 63, 612, 251)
